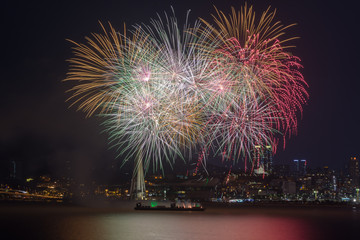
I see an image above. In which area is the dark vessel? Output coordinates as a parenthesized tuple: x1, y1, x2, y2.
(134, 201, 205, 211)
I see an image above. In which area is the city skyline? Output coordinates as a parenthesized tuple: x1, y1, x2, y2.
(2, 155, 359, 202)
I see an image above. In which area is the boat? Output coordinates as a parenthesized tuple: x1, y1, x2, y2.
(134, 201, 205, 211)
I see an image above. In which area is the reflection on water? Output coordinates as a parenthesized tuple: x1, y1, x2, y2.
(57, 213, 313, 240)
(1, 205, 360, 240)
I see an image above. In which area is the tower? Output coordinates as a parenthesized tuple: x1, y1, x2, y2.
(293, 159, 306, 176)
(264, 145, 273, 173)
(130, 151, 146, 200)
(253, 145, 273, 175)
(300, 159, 307, 175)
(293, 159, 299, 174)
(9, 160, 23, 180)
(349, 157, 359, 187)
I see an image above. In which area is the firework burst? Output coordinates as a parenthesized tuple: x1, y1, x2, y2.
(65, 11, 216, 173)
(197, 3, 308, 167)
(65, 4, 308, 174)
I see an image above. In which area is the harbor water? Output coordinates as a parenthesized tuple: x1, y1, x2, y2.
(1, 203, 359, 240)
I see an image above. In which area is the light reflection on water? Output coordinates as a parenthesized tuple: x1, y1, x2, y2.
(57, 211, 317, 240)
(2, 206, 360, 240)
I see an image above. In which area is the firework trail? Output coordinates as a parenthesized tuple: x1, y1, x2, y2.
(64, 22, 152, 117)
(64, 4, 308, 175)
(199, 4, 308, 168)
(65, 10, 216, 173)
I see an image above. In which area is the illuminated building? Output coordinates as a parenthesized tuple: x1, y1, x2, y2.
(293, 159, 299, 175)
(293, 159, 306, 176)
(253, 145, 273, 175)
(300, 160, 307, 175)
(264, 145, 273, 173)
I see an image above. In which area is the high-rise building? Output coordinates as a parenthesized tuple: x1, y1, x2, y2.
(9, 160, 23, 180)
(293, 159, 306, 176)
(293, 159, 299, 173)
(300, 159, 307, 175)
(264, 145, 273, 173)
(253, 145, 273, 174)
(349, 157, 359, 187)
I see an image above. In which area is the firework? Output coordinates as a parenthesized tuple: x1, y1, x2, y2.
(64, 22, 153, 117)
(66, 11, 217, 173)
(65, 4, 308, 174)
(199, 4, 308, 168)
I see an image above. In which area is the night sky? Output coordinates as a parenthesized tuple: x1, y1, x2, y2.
(1, 0, 359, 182)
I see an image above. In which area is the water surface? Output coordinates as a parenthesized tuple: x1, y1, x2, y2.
(1, 204, 359, 240)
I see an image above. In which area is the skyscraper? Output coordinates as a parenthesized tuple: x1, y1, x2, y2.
(293, 159, 306, 176)
(349, 157, 359, 187)
(300, 159, 307, 175)
(253, 145, 273, 175)
(293, 159, 299, 173)
(264, 145, 273, 173)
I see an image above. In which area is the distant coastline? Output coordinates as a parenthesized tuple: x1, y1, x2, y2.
(1, 198, 358, 210)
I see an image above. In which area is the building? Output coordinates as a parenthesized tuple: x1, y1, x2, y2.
(254, 145, 273, 174)
(264, 145, 273, 173)
(282, 181, 296, 195)
(293, 159, 299, 173)
(8, 160, 23, 181)
(300, 160, 307, 175)
(272, 164, 290, 177)
(293, 159, 307, 176)
(349, 157, 359, 187)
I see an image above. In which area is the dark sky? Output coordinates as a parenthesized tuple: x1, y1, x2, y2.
(1, 0, 359, 181)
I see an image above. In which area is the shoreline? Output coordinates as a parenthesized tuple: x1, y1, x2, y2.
(0, 199, 358, 210)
